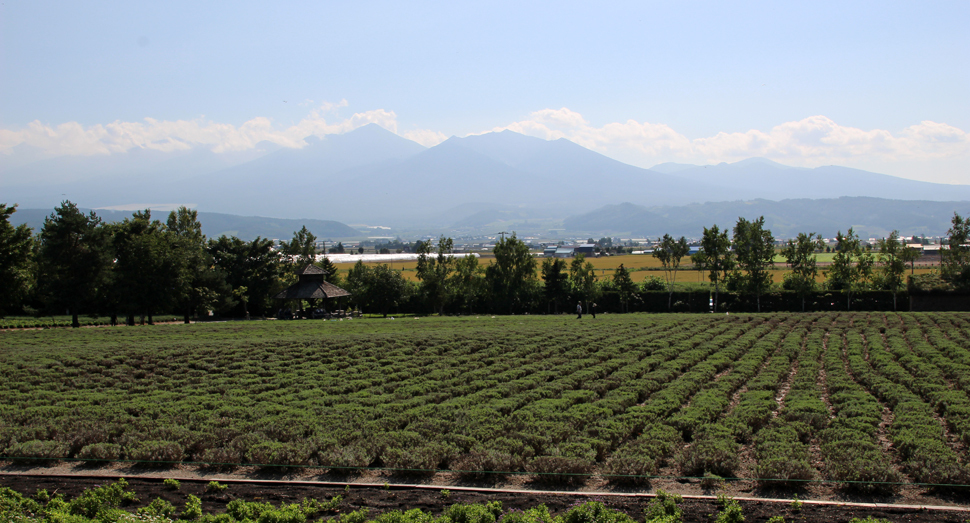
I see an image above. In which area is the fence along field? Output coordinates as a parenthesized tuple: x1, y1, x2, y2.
(2, 313, 970, 492)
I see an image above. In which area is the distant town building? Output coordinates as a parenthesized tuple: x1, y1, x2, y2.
(545, 244, 597, 257)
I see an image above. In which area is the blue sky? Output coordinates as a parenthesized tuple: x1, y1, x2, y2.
(2, 1, 968, 183)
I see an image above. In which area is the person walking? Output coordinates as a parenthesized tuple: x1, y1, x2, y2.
(576, 302, 583, 319)
(590, 302, 597, 319)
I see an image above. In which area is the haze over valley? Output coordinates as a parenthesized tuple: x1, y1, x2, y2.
(5, 124, 969, 240)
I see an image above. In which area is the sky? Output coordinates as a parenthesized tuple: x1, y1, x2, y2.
(2, 1, 968, 184)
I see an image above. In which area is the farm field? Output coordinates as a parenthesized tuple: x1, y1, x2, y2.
(331, 254, 938, 284)
(0, 315, 183, 330)
(2, 312, 970, 497)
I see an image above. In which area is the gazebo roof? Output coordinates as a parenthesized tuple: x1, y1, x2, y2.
(297, 264, 328, 276)
(273, 280, 351, 300)
(273, 263, 352, 300)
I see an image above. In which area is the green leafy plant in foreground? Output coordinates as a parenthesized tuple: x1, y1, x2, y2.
(714, 496, 744, 523)
(206, 481, 228, 493)
(644, 489, 683, 523)
(181, 494, 202, 521)
(138, 498, 178, 519)
(68, 478, 139, 519)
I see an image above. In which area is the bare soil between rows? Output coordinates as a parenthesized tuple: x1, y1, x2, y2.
(2, 463, 969, 523)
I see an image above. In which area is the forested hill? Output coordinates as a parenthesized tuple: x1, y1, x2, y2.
(563, 197, 970, 239)
(9, 208, 361, 241)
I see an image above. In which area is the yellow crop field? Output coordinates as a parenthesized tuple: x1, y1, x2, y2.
(331, 253, 938, 285)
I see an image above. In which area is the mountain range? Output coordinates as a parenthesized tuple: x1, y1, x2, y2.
(3, 123, 970, 236)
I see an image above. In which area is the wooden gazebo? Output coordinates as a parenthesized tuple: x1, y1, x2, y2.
(274, 264, 352, 318)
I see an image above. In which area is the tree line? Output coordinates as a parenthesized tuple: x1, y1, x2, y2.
(358, 213, 969, 316)
(652, 214, 969, 313)
(0, 201, 292, 325)
(2, 201, 969, 323)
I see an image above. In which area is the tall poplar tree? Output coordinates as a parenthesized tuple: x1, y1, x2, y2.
(877, 230, 906, 311)
(612, 263, 637, 313)
(692, 225, 733, 313)
(941, 212, 970, 290)
(826, 228, 872, 310)
(450, 255, 485, 314)
(416, 236, 455, 315)
(653, 234, 690, 311)
(541, 257, 569, 313)
(569, 253, 597, 307)
(781, 232, 824, 312)
(486, 232, 537, 314)
(732, 216, 775, 313)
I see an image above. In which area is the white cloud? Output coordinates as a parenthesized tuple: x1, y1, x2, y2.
(485, 111, 970, 182)
(690, 116, 970, 165)
(0, 102, 400, 157)
(529, 107, 588, 129)
(3, 104, 967, 184)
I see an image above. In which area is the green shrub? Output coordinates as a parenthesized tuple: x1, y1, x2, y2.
(337, 509, 370, 523)
(4, 439, 69, 464)
(68, 478, 138, 519)
(139, 498, 178, 518)
(0, 486, 43, 518)
(605, 426, 681, 485)
(444, 501, 503, 523)
(678, 425, 738, 478)
(498, 505, 554, 523)
(163, 479, 180, 491)
(246, 441, 310, 469)
(452, 450, 521, 480)
(644, 489, 682, 522)
(525, 455, 593, 485)
(126, 440, 185, 466)
(205, 481, 228, 493)
(95, 507, 128, 522)
(559, 501, 636, 523)
(254, 503, 305, 523)
(199, 448, 240, 471)
(714, 497, 744, 523)
(181, 495, 202, 521)
(300, 496, 342, 518)
(382, 443, 456, 474)
(77, 443, 123, 463)
(226, 499, 275, 521)
(372, 508, 437, 523)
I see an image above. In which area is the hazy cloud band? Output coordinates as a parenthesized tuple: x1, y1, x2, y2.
(2, 105, 967, 184)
